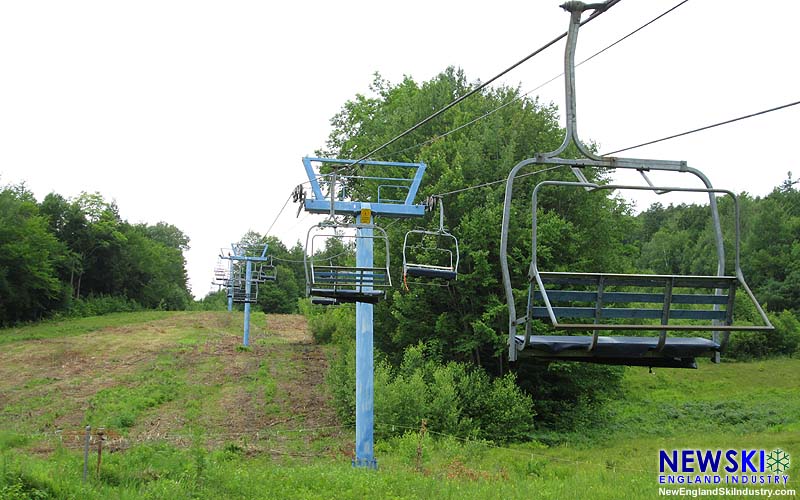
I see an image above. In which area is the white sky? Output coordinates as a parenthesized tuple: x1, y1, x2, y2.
(1, 1, 798, 298)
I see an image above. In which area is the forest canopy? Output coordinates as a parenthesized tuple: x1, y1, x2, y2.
(0, 184, 192, 326)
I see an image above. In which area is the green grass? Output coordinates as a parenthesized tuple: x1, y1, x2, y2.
(0, 311, 182, 346)
(2, 427, 794, 499)
(606, 358, 800, 438)
(1, 312, 798, 499)
(85, 355, 183, 431)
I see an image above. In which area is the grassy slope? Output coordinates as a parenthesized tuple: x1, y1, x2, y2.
(0, 312, 798, 499)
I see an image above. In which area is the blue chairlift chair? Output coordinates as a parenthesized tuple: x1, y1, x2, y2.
(402, 197, 460, 288)
(499, 1, 772, 369)
(253, 256, 277, 283)
(305, 220, 392, 305)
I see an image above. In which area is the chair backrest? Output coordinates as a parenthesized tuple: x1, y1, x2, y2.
(532, 272, 736, 328)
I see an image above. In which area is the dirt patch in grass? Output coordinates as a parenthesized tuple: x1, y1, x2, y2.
(125, 314, 344, 455)
(0, 312, 231, 433)
(3, 311, 347, 459)
(265, 314, 310, 343)
(0, 313, 221, 389)
(284, 344, 338, 427)
(263, 314, 344, 455)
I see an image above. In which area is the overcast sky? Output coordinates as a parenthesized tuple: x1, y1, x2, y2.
(2, 1, 798, 298)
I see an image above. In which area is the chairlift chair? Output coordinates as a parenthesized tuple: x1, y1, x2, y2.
(305, 220, 392, 304)
(402, 197, 460, 286)
(223, 263, 255, 304)
(230, 273, 259, 304)
(213, 265, 228, 285)
(311, 297, 340, 306)
(498, 1, 773, 369)
(253, 257, 277, 283)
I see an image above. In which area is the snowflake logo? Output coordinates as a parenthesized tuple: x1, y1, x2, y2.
(766, 449, 791, 474)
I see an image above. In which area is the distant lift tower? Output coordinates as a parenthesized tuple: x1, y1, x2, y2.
(301, 156, 426, 468)
(219, 243, 276, 347)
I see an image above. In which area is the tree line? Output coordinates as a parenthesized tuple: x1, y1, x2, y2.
(0, 184, 192, 326)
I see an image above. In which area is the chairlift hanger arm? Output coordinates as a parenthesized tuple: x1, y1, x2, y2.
(545, 1, 609, 160)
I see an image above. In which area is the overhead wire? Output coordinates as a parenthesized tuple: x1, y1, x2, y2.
(264, 193, 293, 237)
(300, 0, 686, 209)
(433, 165, 566, 198)
(336, 0, 622, 172)
(273, 1, 794, 241)
(385, 0, 691, 160)
(272, 249, 350, 265)
(299, 102, 799, 238)
(219, 3, 633, 283)
(604, 99, 800, 155)
(424, 98, 800, 199)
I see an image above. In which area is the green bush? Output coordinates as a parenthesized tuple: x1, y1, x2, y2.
(59, 295, 143, 319)
(298, 299, 355, 344)
(328, 341, 535, 443)
(327, 339, 357, 426)
(514, 361, 624, 433)
(191, 290, 228, 311)
(0, 471, 52, 500)
(726, 309, 800, 360)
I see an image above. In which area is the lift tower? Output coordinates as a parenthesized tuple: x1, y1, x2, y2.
(219, 243, 275, 347)
(300, 156, 426, 468)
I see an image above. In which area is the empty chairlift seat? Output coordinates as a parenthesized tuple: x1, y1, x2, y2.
(402, 197, 459, 286)
(501, 178, 774, 369)
(298, 156, 429, 304)
(305, 221, 392, 304)
(311, 296, 339, 306)
(521, 272, 746, 368)
(254, 257, 277, 283)
(498, 1, 772, 369)
(230, 276, 259, 304)
(402, 232, 459, 281)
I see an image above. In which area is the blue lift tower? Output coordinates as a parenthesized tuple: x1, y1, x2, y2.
(219, 243, 276, 347)
(300, 156, 426, 468)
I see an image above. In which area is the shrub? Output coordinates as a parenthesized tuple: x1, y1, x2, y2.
(299, 299, 355, 344)
(767, 309, 800, 355)
(60, 295, 143, 318)
(514, 361, 624, 433)
(726, 309, 800, 360)
(328, 341, 535, 443)
(191, 290, 227, 311)
(327, 339, 357, 426)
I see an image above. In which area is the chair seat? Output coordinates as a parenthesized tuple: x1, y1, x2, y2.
(311, 297, 339, 306)
(515, 335, 720, 369)
(405, 266, 457, 280)
(310, 289, 384, 304)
